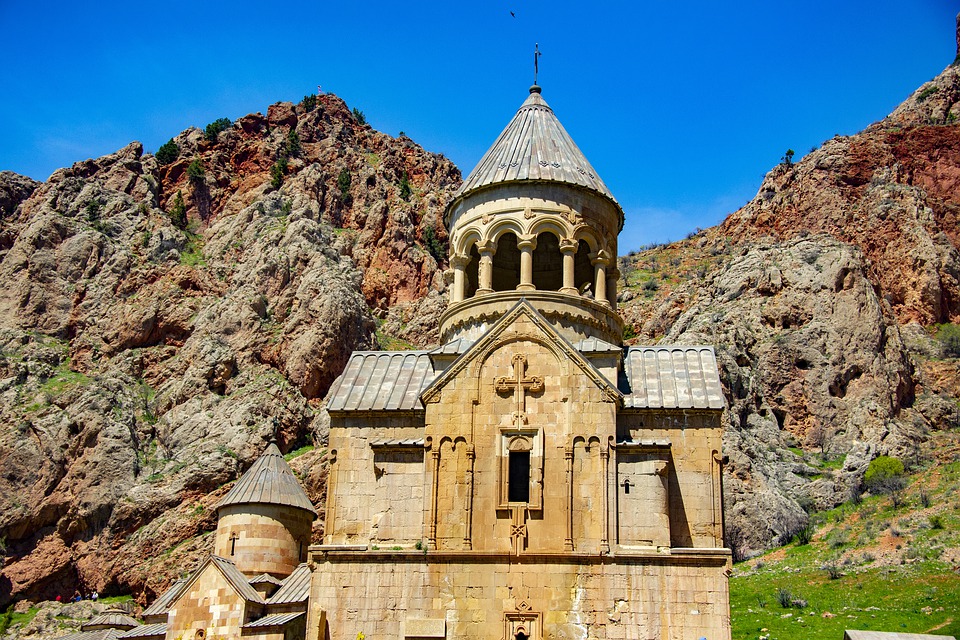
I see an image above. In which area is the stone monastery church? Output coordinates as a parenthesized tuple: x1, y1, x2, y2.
(118, 85, 732, 640)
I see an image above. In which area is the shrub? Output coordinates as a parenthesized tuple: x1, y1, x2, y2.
(285, 130, 302, 158)
(775, 588, 792, 608)
(187, 159, 206, 186)
(271, 157, 288, 189)
(352, 107, 366, 125)
(399, 171, 411, 201)
(822, 562, 842, 579)
(917, 85, 940, 103)
(781, 148, 795, 166)
(156, 139, 180, 165)
(929, 514, 944, 529)
(301, 94, 317, 112)
(642, 278, 659, 292)
(424, 225, 446, 263)
(169, 191, 187, 229)
(204, 117, 232, 141)
(864, 455, 906, 495)
(794, 522, 815, 545)
(936, 323, 960, 357)
(337, 168, 352, 201)
(920, 488, 931, 508)
(85, 199, 101, 222)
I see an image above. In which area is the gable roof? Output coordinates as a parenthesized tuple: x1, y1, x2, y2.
(117, 624, 167, 640)
(172, 555, 265, 607)
(452, 86, 618, 211)
(243, 612, 305, 628)
(326, 351, 435, 412)
(420, 299, 622, 406)
(620, 346, 725, 410)
(266, 562, 311, 604)
(82, 611, 139, 631)
(215, 442, 317, 517)
(141, 578, 187, 619)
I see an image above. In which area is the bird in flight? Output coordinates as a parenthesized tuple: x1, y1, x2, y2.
(510, 11, 516, 17)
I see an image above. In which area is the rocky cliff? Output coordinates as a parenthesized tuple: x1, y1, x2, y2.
(3, 23, 960, 606)
(618, 25, 960, 556)
(0, 95, 459, 606)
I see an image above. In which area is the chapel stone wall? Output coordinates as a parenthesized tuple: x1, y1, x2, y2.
(306, 554, 731, 640)
(166, 564, 255, 640)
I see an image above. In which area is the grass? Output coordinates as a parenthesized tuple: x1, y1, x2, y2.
(731, 435, 960, 639)
(284, 444, 315, 461)
(732, 561, 960, 639)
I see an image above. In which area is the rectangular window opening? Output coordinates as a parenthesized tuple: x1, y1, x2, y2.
(508, 451, 531, 503)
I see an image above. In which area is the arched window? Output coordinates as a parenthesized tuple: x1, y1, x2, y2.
(531, 232, 562, 291)
(574, 240, 593, 296)
(465, 244, 480, 298)
(491, 233, 521, 291)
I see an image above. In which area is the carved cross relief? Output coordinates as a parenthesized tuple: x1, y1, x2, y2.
(495, 353, 543, 428)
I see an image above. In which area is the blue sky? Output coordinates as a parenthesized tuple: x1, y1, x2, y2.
(1, 1, 956, 251)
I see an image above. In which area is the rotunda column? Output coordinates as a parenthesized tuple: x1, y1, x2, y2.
(517, 235, 537, 291)
(606, 266, 620, 310)
(559, 238, 578, 295)
(591, 250, 611, 307)
(477, 240, 496, 295)
(450, 255, 470, 303)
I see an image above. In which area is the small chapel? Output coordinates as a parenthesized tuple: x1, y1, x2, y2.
(133, 84, 732, 640)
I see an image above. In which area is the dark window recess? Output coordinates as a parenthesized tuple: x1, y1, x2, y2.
(508, 451, 531, 503)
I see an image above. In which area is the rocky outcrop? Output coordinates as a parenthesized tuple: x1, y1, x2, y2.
(0, 95, 459, 606)
(636, 238, 922, 551)
(720, 60, 960, 326)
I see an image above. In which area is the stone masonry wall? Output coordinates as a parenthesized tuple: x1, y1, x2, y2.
(306, 554, 731, 640)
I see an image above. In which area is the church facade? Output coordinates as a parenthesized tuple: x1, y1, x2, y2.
(306, 86, 731, 640)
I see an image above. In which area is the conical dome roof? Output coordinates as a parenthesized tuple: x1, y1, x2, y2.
(453, 85, 617, 205)
(215, 442, 317, 517)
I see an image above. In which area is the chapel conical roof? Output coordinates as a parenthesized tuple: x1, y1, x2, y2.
(453, 85, 617, 205)
(215, 442, 318, 517)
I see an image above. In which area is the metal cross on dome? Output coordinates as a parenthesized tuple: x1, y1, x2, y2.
(534, 43, 542, 85)
(495, 353, 544, 427)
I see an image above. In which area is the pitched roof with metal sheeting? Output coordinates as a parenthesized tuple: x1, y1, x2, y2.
(118, 624, 167, 640)
(215, 442, 317, 516)
(209, 556, 264, 603)
(57, 630, 122, 640)
(243, 612, 305, 628)
(453, 86, 617, 205)
(141, 578, 187, 618)
(621, 347, 725, 410)
(326, 351, 435, 412)
(266, 563, 311, 604)
(82, 612, 139, 631)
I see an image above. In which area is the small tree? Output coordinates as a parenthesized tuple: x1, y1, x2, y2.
(864, 455, 905, 495)
(399, 171, 411, 201)
(936, 323, 960, 357)
(301, 94, 317, 112)
(781, 149, 795, 167)
(204, 117, 232, 142)
(352, 108, 366, 125)
(271, 157, 288, 190)
(187, 158, 206, 186)
(169, 190, 187, 229)
(337, 168, 352, 202)
(156, 139, 180, 165)
(285, 130, 302, 158)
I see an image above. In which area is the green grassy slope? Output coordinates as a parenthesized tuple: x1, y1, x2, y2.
(730, 433, 960, 639)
